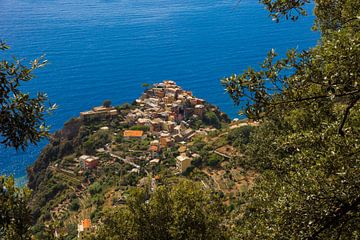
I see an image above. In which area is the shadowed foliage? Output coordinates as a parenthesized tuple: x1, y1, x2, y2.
(224, 0, 360, 239)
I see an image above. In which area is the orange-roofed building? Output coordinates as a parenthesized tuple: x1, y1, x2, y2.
(82, 219, 91, 229)
(123, 130, 145, 139)
(78, 219, 92, 238)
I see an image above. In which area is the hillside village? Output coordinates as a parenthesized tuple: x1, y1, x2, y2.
(27, 81, 258, 239)
(78, 80, 230, 174)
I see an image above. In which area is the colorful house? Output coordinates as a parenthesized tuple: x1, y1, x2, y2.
(78, 219, 92, 238)
(79, 155, 99, 169)
(123, 130, 145, 139)
(176, 154, 192, 172)
(84, 157, 99, 169)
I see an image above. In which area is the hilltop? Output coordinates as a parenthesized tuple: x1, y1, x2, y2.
(27, 81, 257, 239)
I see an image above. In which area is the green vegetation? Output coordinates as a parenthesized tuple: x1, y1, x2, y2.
(0, 41, 52, 239)
(207, 153, 221, 167)
(116, 102, 135, 112)
(0, 176, 32, 239)
(102, 100, 112, 108)
(69, 198, 80, 211)
(0, 42, 55, 150)
(130, 125, 150, 132)
(82, 130, 111, 155)
(95, 180, 229, 240)
(227, 126, 254, 147)
(1, 0, 360, 239)
(89, 182, 102, 195)
(222, 0, 360, 238)
(203, 111, 221, 129)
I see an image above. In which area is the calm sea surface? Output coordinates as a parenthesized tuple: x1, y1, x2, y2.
(0, 0, 319, 180)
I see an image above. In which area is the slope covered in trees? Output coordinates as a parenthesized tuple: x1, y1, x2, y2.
(222, 0, 360, 239)
(95, 180, 229, 240)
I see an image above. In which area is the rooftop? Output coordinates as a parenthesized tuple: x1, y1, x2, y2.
(123, 130, 144, 137)
(176, 155, 191, 162)
(82, 219, 91, 229)
(150, 159, 160, 164)
(93, 106, 114, 112)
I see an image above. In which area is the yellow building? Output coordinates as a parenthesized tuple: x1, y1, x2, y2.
(176, 154, 192, 172)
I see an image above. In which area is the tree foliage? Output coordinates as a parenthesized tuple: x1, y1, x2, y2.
(227, 125, 254, 147)
(82, 130, 111, 155)
(0, 41, 55, 150)
(260, 0, 360, 31)
(0, 176, 32, 239)
(95, 180, 229, 240)
(223, 0, 360, 239)
(0, 41, 53, 239)
(203, 111, 221, 129)
(102, 99, 112, 108)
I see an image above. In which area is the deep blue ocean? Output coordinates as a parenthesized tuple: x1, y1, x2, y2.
(0, 0, 319, 182)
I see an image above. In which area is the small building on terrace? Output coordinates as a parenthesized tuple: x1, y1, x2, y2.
(123, 130, 146, 140)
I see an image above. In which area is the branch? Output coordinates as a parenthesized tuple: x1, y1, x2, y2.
(271, 90, 360, 106)
(338, 95, 360, 136)
(342, 17, 360, 27)
(308, 197, 360, 240)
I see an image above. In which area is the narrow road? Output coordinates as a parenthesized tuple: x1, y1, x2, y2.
(109, 152, 140, 169)
(108, 152, 150, 176)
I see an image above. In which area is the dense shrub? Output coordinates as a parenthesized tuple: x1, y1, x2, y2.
(69, 199, 80, 211)
(89, 182, 102, 195)
(190, 139, 206, 152)
(191, 157, 202, 167)
(227, 125, 255, 146)
(203, 111, 221, 129)
(95, 180, 229, 239)
(83, 130, 111, 155)
(115, 135, 123, 143)
(207, 154, 220, 167)
(116, 103, 132, 111)
(102, 100, 112, 107)
(129, 125, 149, 132)
(92, 195, 105, 206)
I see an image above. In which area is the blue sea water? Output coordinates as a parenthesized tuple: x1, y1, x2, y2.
(0, 0, 319, 180)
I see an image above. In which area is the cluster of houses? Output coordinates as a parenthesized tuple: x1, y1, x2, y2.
(135, 80, 206, 119)
(125, 80, 208, 141)
(121, 80, 217, 172)
(76, 81, 220, 173)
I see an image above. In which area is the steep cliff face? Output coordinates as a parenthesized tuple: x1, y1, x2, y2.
(27, 118, 82, 191)
(59, 118, 82, 140)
